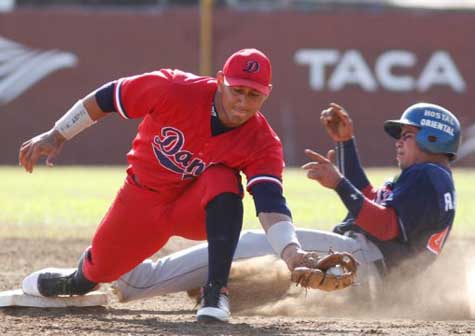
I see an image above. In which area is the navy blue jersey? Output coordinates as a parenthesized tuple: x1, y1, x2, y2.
(369, 163, 455, 269)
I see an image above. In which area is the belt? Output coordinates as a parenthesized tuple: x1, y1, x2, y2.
(131, 174, 159, 192)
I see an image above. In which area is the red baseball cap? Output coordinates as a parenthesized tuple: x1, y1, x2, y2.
(222, 48, 272, 96)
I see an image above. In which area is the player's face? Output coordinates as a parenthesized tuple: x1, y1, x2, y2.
(217, 77, 268, 128)
(395, 125, 426, 169)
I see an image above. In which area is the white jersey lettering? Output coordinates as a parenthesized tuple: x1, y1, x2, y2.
(444, 192, 454, 211)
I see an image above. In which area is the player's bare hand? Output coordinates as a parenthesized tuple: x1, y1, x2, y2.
(302, 148, 342, 189)
(19, 130, 66, 173)
(320, 102, 354, 142)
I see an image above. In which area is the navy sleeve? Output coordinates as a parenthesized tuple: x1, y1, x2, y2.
(334, 177, 365, 215)
(336, 138, 371, 190)
(249, 182, 292, 218)
(94, 81, 116, 113)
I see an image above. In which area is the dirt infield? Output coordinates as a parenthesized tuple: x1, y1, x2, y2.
(1, 237, 474, 335)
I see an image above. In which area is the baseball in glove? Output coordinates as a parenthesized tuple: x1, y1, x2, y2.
(291, 250, 358, 291)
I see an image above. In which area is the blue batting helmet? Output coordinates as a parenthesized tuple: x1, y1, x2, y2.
(384, 103, 461, 160)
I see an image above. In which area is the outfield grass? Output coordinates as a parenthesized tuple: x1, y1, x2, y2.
(1, 166, 473, 238)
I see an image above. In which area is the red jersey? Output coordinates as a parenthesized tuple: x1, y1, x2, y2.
(113, 69, 284, 198)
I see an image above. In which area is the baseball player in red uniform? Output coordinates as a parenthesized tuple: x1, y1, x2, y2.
(19, 48, 309, 322)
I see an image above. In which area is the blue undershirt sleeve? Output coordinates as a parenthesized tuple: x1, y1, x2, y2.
(336, 138, 370, 190)
(94, 81, 116, 113)
(334, 177, 365, 216)
(250, 182, 292, 218)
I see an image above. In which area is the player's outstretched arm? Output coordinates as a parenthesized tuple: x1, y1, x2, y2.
(18, 93, 109, 173)
(258, 212, 307, 270)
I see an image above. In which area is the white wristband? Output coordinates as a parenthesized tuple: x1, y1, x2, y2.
(266, 221, 302, 257)
(54, 100, 96, 140)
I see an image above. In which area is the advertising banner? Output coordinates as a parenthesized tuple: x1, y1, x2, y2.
(1, 8, 473, 166)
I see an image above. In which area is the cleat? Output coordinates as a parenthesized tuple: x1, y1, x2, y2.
(196, 282, 230, 322)
(22, 268, 97, 297)
(22, 268, 75, 297)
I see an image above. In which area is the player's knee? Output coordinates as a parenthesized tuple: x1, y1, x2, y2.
(200, 165, 243, 204)
(83, 246, 130, 283)
(204, 165, 242, 191)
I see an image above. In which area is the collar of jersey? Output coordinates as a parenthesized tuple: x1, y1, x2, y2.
(211, 103, 235, 136)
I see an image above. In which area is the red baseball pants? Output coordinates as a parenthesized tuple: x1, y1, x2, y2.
(82, 165, 242, 283)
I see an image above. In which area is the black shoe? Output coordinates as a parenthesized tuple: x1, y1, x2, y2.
(196, 282, 230, 322)
(22, 268, 97, 297)
(38, 270, 78, 297)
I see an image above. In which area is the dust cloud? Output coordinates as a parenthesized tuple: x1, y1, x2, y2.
(224, 238, 475, 320)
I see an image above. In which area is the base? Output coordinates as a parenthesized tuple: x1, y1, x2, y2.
(0, 289, 108, 308)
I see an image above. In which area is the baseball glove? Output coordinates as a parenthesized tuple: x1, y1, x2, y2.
(291, 250, 358, 291)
